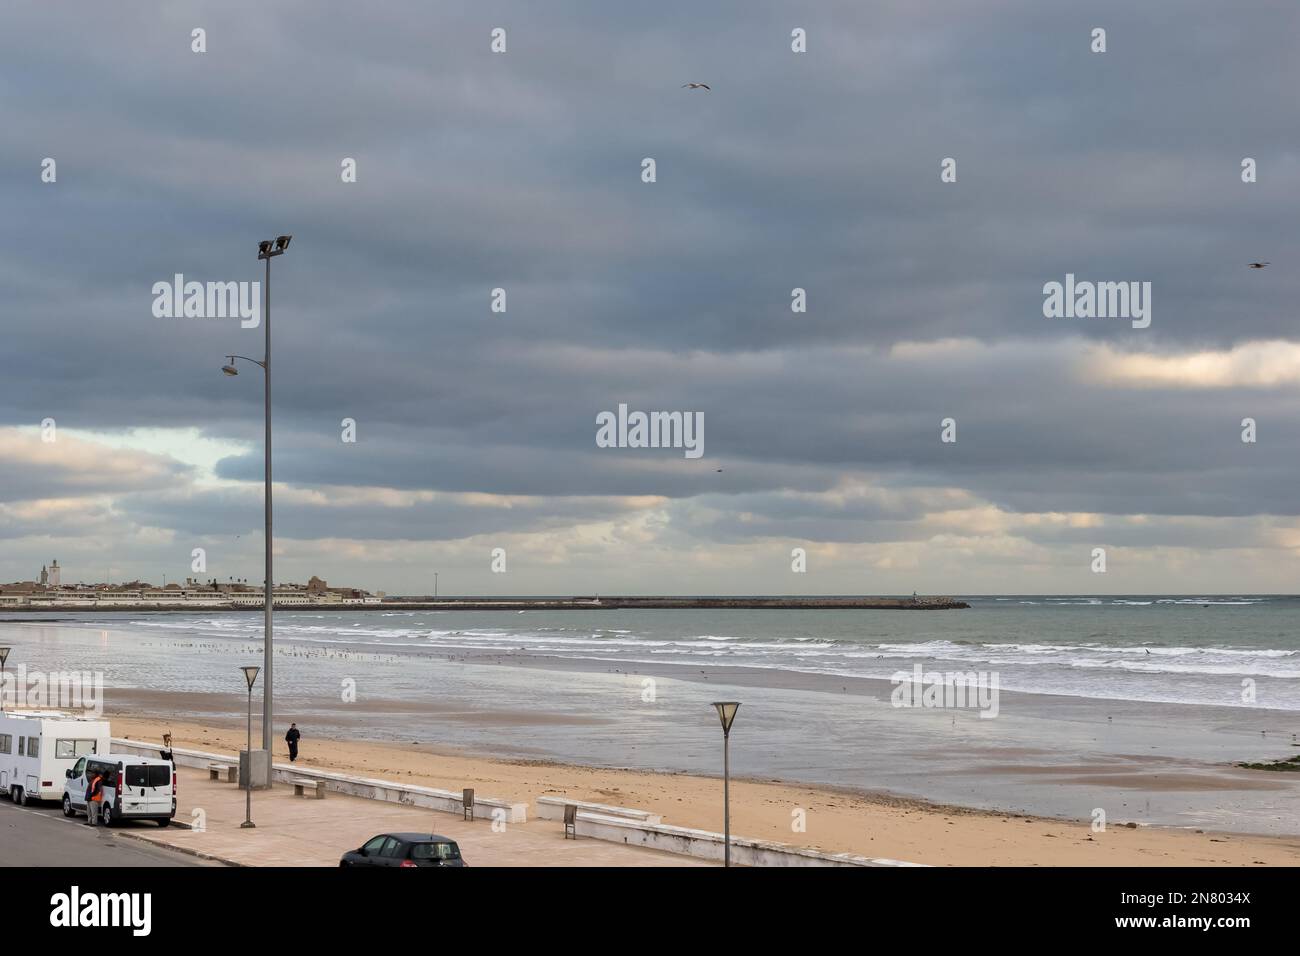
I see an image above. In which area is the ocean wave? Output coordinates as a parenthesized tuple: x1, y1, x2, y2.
(40, 605, 1300, 711)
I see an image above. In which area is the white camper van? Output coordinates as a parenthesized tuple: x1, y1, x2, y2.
(63, 753, 176, 827)
(0, 710, 111, 804)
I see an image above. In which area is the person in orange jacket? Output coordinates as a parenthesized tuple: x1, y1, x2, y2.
(85, 769, 104, 826)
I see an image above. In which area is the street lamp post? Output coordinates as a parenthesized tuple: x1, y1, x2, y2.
(222, 234, 291, 774)
(241, 665, 260, 828)
(0, 647, 10, 712)
(711, 701, 740, 867)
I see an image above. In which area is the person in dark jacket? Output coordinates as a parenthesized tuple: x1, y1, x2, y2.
(159, 732, 174, 764)
(285, 723, 301, 762)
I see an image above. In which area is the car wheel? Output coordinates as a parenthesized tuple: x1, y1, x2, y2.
(157, 818, 170, 828)
(63, 795, 75, 817)
(101, 805, 113, 827)
(18, 788, 28, 806)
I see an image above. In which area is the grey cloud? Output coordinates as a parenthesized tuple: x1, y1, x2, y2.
(4, 1, 1300, 589)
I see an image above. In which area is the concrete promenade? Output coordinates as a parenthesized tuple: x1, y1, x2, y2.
(125, 768, 711, 867)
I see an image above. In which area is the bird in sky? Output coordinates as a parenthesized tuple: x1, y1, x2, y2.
(682, 83, 711, 90)
(1248, 262, 1270, 269)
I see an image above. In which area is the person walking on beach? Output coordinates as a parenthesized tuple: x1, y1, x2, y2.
(285, 723, 301, 762)
(84, 769, 103, 826)
(159, 732, 174, 764)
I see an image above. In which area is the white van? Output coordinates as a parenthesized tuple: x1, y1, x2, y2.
(63, 753, 176, 827)
(0, 710, 111, 804)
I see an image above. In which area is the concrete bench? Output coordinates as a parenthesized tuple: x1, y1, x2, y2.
(535, 796, 662, 826)
(289, 777, 325, 799)
(208, 763, 236, 783)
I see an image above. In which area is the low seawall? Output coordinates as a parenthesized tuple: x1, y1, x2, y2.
(567, 811, 924, 867)
(111, 737, 528, 823)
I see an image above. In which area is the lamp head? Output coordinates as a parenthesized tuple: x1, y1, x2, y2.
(221, 362, 239, 376)
(257, 235, 292, 259)
(712, 701, 740, 735)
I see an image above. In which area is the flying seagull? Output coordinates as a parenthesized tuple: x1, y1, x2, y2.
(682, 83, 711, 90)
(1248, 262, 1270, 269)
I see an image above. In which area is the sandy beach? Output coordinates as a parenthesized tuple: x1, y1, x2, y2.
(109, 712, 1300, 866)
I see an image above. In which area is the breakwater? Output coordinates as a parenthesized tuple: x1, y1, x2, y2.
(7, 595, 969, 612)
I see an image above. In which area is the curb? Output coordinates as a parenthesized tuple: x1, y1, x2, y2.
(115, 829, 244, 867)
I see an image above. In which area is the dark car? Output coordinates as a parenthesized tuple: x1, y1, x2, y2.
(339, 832, 466, 867)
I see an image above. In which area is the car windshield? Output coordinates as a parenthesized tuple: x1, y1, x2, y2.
(125, 765, 171, 788)
(410, 842, 460, 861)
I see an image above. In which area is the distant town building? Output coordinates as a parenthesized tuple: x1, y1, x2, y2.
(0, 565, 380, 608)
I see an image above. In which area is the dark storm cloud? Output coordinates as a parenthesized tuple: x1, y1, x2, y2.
(3, 0, 1300, 572)
(209, 338, 1300, 518)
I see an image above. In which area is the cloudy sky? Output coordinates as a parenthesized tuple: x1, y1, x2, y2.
(3, 1, 1300, 595)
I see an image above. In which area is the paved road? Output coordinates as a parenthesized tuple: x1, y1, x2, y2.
(0, 797, 216, 867)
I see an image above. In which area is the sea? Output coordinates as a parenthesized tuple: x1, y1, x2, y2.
(26, 594, 1296, 709)
(2, 596, 1298, 832)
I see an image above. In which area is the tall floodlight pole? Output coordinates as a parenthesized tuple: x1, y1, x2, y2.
(711, 701, 740, 867)
(223, 234, 291, 762)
